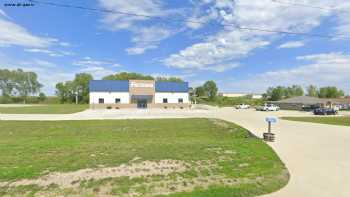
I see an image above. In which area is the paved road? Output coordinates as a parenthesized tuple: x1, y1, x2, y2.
(1, 108, 350, 196)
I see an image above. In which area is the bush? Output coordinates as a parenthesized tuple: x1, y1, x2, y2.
(0, 96, 60, 104)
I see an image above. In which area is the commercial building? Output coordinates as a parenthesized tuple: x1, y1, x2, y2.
(271, 96, 350, 110)
(89, 80, 190, 109)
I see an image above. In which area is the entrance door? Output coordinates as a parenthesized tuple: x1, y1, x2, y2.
(137, 99, 147, 109)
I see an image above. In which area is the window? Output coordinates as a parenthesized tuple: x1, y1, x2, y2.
(163, 98, 168, 103)
(115, 98, 121, 103)
(178, 98, 183, 103)
(98, 98, 104, 104)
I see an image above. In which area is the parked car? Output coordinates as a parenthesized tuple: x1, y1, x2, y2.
(313, 108, 338, 115)
(301, 104, 320, 112)
(236, 104, 250, 109)
(256, 104, 280, 111)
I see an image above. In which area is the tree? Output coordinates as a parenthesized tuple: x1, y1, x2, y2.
(55, 82, 72, 103)
(14, 69, 43, 103)
(73, 73, 93, 103)
(55, 73, 93, 104)
(0, 69, 42, 103)
(0, 69, 15, 96)
(203, 80, 218, 100)
(286, 85, 304, 98)
(194, 86, 206, 97)
(38, 92, 47, 102)
(155, 76, 183, 82)
(318, 87, 345, 98)
(306, 85, 318, 97)
(264, 85, 305, 101)
(270, 86, 286, 101)
(103, 72, 154, 80)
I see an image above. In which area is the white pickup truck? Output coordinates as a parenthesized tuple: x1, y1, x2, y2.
(256, 104, 280, 111)
(236, 104, 250, 109)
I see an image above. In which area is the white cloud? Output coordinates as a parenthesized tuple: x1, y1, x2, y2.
(222, 52, 350, 94)
(73, 57, 122, 79)
(333, 2, 350, 37)
(278, 41, 305, 49)
(0, 11, 55, 48)
(78, 66, 116, 80)
(24, 48, 74, 57)
(163, 0, 350, 72)
(24, 48, 59, 57)
(125, 26, 176, 55)
(98, 0, 167, 30)
(164, 30, 269, 72)
(59, 42, 70, 47)
(98, 0, 184, 54)
(150, 72, 196, 80)
(31, 59, 57, 68)
(73, 57, 122, 68)
(0, 9, 9, 19)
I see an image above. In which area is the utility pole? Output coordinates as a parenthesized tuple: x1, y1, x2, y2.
(75, 87, 79, 105)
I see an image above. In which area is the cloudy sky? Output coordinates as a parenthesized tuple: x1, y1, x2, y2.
(0, 0, 349, 95)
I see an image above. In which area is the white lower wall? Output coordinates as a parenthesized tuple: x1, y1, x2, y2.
(155, 92, 189, 104)
(90, 92, 130, 104)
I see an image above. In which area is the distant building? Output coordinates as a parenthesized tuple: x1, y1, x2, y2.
(89, 80, 190, 109)
(271, 96, 350, 110)
(219, 92, 263, 99)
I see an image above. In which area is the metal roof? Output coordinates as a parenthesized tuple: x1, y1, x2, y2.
(273, 96, 326, 104)
(89, 80, 129, 92)
(272, 96, 350, 105)
(155, 81, 189, 93)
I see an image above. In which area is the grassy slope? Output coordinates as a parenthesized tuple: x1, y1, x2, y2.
(0, 119, 288, 196)
(0, 104, 88, 114)
(282, 116, 350, 127)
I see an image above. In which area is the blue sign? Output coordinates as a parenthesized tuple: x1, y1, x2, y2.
(265, 117, 277, 123)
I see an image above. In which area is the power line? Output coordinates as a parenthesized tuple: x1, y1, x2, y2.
(28, 0, 347, 39)
(270, 0, 340, 12)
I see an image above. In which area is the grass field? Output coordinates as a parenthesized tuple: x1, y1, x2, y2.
(0, 119, 288, 196)
(282, 116, 350, 127)
(0, 104, 88, 114)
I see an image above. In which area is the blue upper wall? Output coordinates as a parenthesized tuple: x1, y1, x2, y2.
(89, 80, 129, 92)
(155, 81, 189, 93)
(89, 80, 189, 93)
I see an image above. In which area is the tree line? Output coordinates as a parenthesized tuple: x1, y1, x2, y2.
(55, 72, 184, 103)
(264, 85, 345, 101)
(1, 68, 348, 104)
(0, 69, 45, 103)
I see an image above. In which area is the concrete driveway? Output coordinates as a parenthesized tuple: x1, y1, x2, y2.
(1, 108, 350, 196)
(215, 108, 350, 197)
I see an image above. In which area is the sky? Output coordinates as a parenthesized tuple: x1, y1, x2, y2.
(0, 0, 350, 95)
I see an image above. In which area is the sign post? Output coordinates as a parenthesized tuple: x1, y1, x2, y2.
(264, 117, 277, 142)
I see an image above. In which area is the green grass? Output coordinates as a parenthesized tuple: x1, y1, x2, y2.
(0, 119, 288, 196)
(282, 116, 350, 127)
(0, 104, 88, 114)
(194, 96, 264, 107)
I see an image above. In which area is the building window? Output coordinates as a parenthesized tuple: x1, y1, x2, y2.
(115, 98, 121, 104)
(98, 98, 104, 104)
(163, 98, 168, 103)
(178, 98, 183, 103)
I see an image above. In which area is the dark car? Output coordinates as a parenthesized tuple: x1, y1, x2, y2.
(313, 108, 338, 115)
(302, 104, 320, 112)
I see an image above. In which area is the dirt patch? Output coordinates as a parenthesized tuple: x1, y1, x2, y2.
(2, 160, 188, 188)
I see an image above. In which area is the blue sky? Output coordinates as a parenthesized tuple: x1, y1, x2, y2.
(1, 0, 350, 95)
